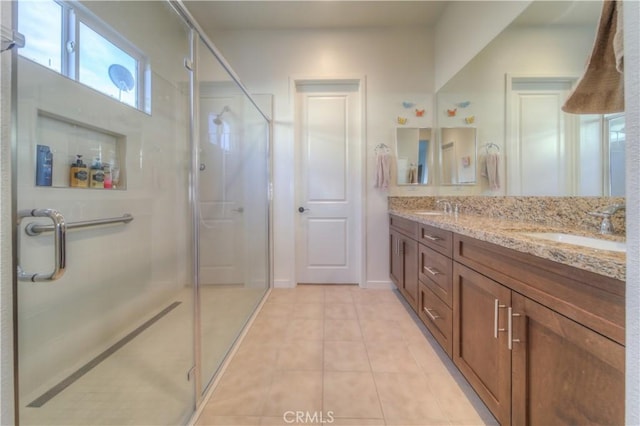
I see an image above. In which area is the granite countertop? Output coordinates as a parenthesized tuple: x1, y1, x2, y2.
(390, 208, 626, 282)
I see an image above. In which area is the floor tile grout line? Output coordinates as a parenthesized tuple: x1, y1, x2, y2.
(359, 298, 390, 425)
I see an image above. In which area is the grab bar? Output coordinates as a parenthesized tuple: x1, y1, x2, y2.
(17, 209, 66, 282)
(25, 213, 133, 236)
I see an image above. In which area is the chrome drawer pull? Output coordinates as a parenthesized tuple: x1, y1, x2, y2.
(508, 307, 521, 350)
(423, 266, 441, 276)
(494, 299, 506, 338)
(423, 307, 440, 321)
(423, 233, 443, 242)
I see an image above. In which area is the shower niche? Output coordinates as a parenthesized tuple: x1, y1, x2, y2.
(35, 110, 127, 190)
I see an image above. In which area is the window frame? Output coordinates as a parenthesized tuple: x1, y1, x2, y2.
(18, 0, 151, 113)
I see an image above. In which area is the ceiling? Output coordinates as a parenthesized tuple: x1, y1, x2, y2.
(182, 1, 601, 33)
(182, 1, 448, 31)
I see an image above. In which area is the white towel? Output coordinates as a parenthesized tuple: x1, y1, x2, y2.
(375, 152, 390, 190)
(482, 153, 500, 190)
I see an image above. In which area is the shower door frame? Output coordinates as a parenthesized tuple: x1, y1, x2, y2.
(6, 0, 273, 422)
(179, 3, 274, 402)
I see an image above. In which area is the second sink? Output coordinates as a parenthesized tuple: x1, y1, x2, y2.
(522, 232, 626, 253)
(413, 210, 444, 216)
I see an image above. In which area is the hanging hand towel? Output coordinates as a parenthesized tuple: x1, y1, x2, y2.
(407, 165, 417, 184)
(485, 153, 500, 190)
(375, 152, 390, 190)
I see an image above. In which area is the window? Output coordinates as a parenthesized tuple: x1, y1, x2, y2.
(18, 0, 150, 113)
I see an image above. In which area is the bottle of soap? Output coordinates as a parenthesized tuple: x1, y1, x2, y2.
(103, 163, 112, 189)
(69, 155, 88, 188)
(89, 157, 105, 189)
(36, 145, 53, 187)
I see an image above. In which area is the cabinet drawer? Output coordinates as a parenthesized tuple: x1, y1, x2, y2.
(389, 214, 418, 238)
(419, 244, 453, 307)
(454, 234, 625, 345)
(418, 224, 452, 256)
(418, 282, 453, 358)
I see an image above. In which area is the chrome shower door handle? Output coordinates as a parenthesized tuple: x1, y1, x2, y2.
(17, 209, 67, 282)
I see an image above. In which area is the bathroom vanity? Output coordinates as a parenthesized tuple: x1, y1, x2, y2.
(389, 207, 625, 426)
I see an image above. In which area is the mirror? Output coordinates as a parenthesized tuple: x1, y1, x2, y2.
(439, 127, 476, 185)
(435, 0, 622, 195)
(396, 127, 433, 185)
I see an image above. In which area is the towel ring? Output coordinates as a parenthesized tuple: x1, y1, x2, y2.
(484, 143, 500, 154)
(375, 143, 391, 154)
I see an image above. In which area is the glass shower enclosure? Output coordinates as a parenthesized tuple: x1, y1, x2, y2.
(10, 1, 270, 424)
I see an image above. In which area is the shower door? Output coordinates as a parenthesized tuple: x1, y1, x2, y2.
(14, 1, 195, 424)
(196, 36, 271, 393)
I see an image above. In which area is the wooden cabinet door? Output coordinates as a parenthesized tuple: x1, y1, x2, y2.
(389, 230, 404, 287)
(511, 293, 624, 426)
(453, 262, 512, 425)
(402, 236, 418, 311)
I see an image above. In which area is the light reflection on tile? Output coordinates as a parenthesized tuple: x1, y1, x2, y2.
(198, 286, 497, 426)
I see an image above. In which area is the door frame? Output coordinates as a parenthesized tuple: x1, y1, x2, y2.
(290, 75, 367, 287)
(504, 74, 579, 195)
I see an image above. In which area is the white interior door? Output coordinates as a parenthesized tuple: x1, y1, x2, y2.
(199, 97, 244, 285)
(507, 77, 577, 195)
(295, 80, 362, 285)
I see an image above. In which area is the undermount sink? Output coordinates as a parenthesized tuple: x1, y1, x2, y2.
(413, 210, 444, 216)
(522, 232, 626, 253)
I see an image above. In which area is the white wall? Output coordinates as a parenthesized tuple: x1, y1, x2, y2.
(625, 1, 640, 422)
(434, 0, 531, 91)
(0, 1, 16, 424)
(207, 27, 435, 288)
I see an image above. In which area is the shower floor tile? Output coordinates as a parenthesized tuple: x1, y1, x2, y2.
(20, 285, 266, 426)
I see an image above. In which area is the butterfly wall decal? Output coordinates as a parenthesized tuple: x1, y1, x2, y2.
(415, 109, 425, 117)
(457, 101, 471, 108)
(465, 116, 475, 124)
(447, 108, 457, 117)
(397, 117, 408, 125)
(402, 101, 415, 108)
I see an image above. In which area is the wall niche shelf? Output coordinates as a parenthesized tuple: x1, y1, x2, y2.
(35, 110, 127, 190)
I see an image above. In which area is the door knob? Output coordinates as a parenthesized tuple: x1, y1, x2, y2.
(298, 207, 310, 213)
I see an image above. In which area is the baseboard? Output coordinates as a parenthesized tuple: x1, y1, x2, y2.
(364, 280, 395, 289)
(273, 279, 295, 288)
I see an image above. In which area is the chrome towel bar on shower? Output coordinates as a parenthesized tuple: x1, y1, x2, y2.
(25, 213, 134, 236)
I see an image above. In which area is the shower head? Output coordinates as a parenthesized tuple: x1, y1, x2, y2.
(213, 106, 230, 125)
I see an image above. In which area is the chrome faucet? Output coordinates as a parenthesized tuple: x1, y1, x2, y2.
(588, 203, 625, 235)
(436, 199, 452, 215)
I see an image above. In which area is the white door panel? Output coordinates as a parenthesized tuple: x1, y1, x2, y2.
(295, 81, 362, 284)
(507, 77, 576, 196)
(307, 218, 348, 266)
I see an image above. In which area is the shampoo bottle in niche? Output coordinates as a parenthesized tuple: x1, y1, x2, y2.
(103, 163, 112, 189)
(89, 157, 105, 189)
(36, 145, 53, 186)
(69, 155, 88, 188)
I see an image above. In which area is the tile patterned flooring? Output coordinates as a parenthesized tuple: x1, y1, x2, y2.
(196, 285, 498, 426)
